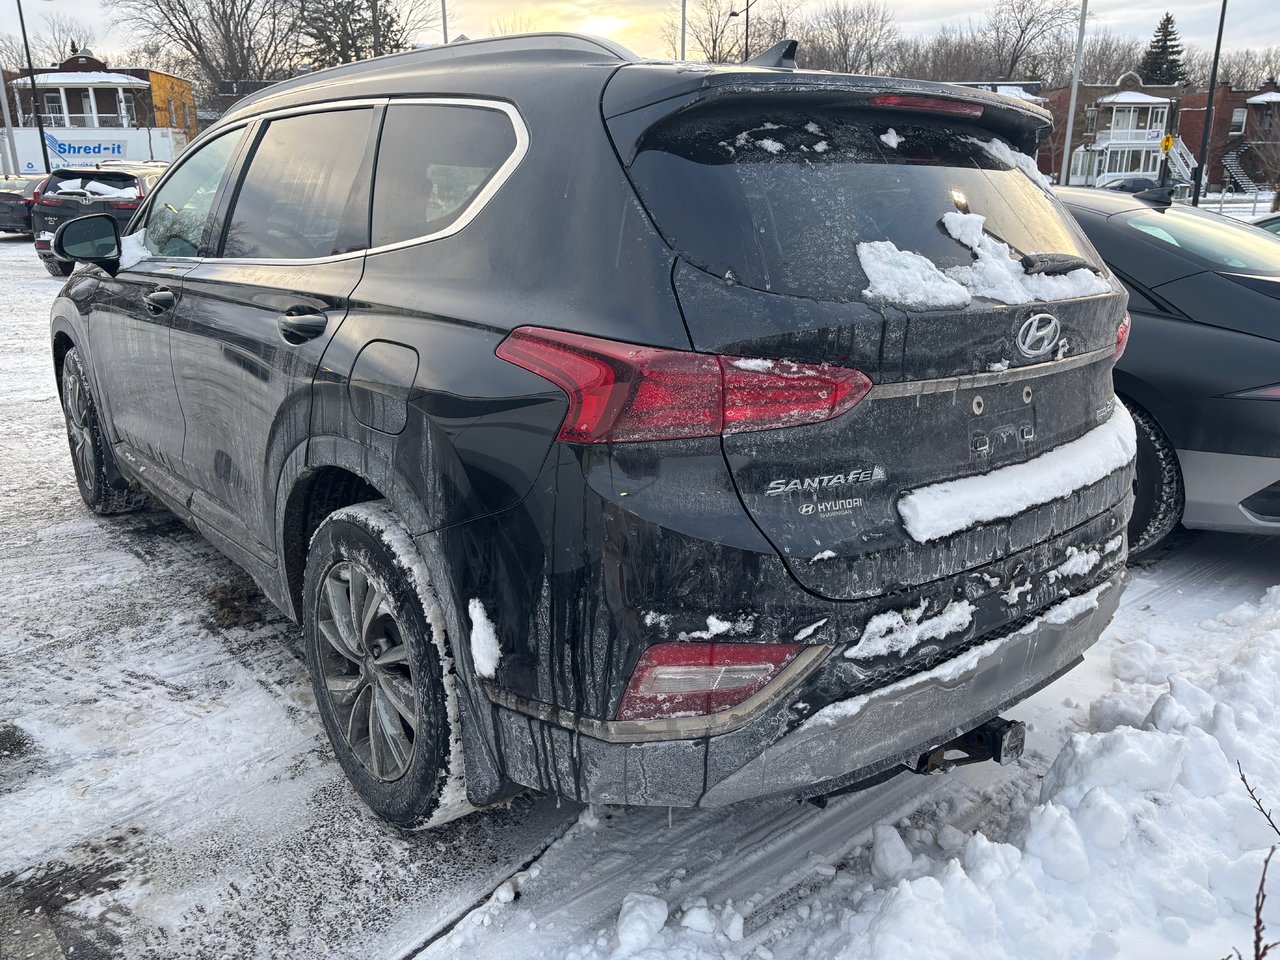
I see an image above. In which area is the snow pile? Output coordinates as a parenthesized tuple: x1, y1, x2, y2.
(898, 402, 1135, 543)
(468, 598, 501, 678)
(879, 128, 904, 149)
(857, 241, 970, 311)
(615, 893, 669, 954)
(118, 231, 148, 270)
(966, 136, 1053, 190)
(849, 599, 975, 661)
(941, 211, 1112, 304)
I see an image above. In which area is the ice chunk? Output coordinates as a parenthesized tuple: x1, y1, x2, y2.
(467, 599, 501, 678)
(615, 892, 667, 954)
(871, 824, 913, 882)
(879, 127, 904, 149)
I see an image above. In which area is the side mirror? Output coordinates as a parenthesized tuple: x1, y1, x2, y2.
(53, 214, 121, 273)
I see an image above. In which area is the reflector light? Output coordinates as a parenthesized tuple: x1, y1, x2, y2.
(617, 642, 802, 721)
(1229, 383, 1280, 400)
(870, 95, 985, 118)
(496, 327, 872, 443)
(1115, 310, 1131, 361)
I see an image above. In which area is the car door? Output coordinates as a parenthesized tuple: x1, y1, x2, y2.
(88, 130, 246, 478)
(168, 106, 377, 559)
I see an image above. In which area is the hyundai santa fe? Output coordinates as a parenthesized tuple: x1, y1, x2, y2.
(49, 34, 1134, 829)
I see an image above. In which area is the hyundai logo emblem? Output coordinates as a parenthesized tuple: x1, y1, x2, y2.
(1016, 313, 1061, 359)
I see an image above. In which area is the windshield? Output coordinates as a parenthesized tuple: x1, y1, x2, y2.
(627, 105, 1099, 302)
(1117, 205, 1280, 275)
(46, 171, 140, 198)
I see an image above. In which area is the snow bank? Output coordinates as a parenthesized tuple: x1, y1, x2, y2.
(849, 599, 975, 661)
(468, 598, 501, 679)
(898, 402, 1135, 543)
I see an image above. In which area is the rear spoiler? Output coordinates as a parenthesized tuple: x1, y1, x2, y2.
(604, 50, 1052, 161)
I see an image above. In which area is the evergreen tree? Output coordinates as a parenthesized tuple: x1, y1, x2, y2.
(1138, 13, 1187, 85)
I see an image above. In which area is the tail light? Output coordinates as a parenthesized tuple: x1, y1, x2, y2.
(617, 641, 802, 721)
(1115, 310, 1131, 361)
(41, 197, 63, 207)
(496, 327, 872, 443)
(871, 94, 984, 118)
(107, 200, 140, 210)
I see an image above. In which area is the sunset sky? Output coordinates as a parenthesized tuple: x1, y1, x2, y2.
(33, 0, 1280, 63)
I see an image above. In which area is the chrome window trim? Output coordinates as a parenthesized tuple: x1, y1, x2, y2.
(482, 645, 832, 744)
(204, 96, 529, 267)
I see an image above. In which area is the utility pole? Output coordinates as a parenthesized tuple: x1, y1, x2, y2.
(680, 0, 686, 60)
(0, 74, 19, 175)
(441, 0, 448, 44)
(1059, 0, 1088, 186)
(16, 0, 53, 174)
(1191, 0, 1228, 206)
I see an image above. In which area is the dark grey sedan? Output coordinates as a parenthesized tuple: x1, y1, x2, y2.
(1060, 187, 1280, 555)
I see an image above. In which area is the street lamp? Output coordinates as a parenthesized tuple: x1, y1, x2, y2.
(14, 0, 53, 173)
(729, 0, 761, 64)
(1191, 0, 1228, 206)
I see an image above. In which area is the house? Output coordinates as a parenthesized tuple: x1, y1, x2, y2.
(1038, 71, 1195, 187)
(3, 49, 197, 173)
(1178, 80, 1280, 192)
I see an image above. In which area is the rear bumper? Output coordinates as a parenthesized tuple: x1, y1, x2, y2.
(493, 568, 1127, 807)
(1179, 449, 1280, 534)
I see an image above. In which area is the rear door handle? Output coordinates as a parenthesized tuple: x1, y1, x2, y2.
(277, 308, 329, 344)
(143, 287, 176, 314)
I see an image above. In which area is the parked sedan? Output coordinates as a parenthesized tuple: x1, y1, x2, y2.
(1060, 187, 1280, 554)
(0, 175, 45, 235)
(1255, 212, 1280, 236)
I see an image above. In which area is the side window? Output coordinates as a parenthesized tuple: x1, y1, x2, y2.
(221, 109, 373, 260)
(370, 103, 519, 248)
(143, 132, 243, 258)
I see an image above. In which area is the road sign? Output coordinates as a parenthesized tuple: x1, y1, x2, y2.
(1161, 134, 1174, 155)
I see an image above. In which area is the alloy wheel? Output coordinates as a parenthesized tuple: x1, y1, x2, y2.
(63, 371, 96, 496)
(315, 560, 418, 781)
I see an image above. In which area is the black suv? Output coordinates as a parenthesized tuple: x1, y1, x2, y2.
(0, 174, 45, 235)
(33, 161, 165, 276)
(49, 35, 1134, 829)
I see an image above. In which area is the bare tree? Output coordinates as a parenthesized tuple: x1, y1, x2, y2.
(106, 0, 303, 91)
(0, 33, 26, 72)
(33, 14, 97, 66)
(808, 1, 897, 74)
(986, 0, 1078, 78)
(664, 0, 741, 64)
(488, 13, 537, 37)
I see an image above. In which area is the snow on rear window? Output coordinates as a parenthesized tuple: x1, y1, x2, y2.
(628, 106, 1098, 303)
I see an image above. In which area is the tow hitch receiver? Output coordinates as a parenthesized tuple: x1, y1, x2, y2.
(911, 717, 1026, 775)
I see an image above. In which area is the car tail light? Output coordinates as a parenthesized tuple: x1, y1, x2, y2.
(496, 327, 872, 443)
(41, 197, 63, 207)
(1229, 384, 1280, 400)
(870, 94, 984, 118)
(617, 641, 802, 721)
(1115, 310, 1131, 360)
(106, 200, 140, 210)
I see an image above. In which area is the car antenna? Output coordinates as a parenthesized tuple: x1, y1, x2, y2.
(744, 39, 798, 70)
(1134, 186, 1174, 206)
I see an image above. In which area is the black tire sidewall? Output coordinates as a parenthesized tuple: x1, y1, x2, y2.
(1125, 401, 1184, 556)
(303, 508, 452, 828)
(61, 348, 108, 510)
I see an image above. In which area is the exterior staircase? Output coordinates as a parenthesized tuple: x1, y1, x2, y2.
(1223, 147, 1259, 193)
(1166, 136, 1197, 184)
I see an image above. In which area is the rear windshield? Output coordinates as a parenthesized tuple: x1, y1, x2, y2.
(1116, 205, 1280, 275)
(0, 177, 40, 197)
(628, 106, 1098, 301)
(46, 171, 141, 199)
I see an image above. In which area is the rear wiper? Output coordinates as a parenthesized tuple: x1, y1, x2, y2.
(1019, 252, 1098, 276)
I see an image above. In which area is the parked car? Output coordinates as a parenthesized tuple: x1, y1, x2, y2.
(1059, 186, 1280, 555)
(33, 162, 166, 276)
(1102, 177, 1159, 194)
(48, 35, 1133, 829)
(1254, 212, 1280, 235)
(0, 174, 45, 235)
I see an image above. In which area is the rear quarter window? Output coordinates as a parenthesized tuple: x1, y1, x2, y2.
(627, 106, 1098, 302)
(1117, 205, 1280, 275)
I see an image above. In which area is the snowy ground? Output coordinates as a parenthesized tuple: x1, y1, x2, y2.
(1, 235, 1278, 960)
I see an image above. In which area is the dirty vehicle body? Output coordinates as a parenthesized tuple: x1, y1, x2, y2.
(49, 35, 1133, 825)
(34, 162, 163, 276)
(1062, 187, 1280, 553)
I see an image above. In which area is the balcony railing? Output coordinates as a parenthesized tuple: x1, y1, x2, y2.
(19, 113, 135, 129)
(1094, 128, 1164, 145)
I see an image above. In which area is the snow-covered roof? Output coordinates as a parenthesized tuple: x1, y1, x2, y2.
(1246, 91, 1280, 104)
(1096, 91, 1172, 105)
(996, 85, 1047, 103)
(9, 72, 150, 89)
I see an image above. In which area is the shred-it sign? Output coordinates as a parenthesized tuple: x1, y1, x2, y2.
(40, 132, 127, 166)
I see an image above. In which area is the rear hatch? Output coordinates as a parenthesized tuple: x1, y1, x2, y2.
(0, 177, 38, 229)
(35, 169, 143, 233)
(610, 81, 1129, 601)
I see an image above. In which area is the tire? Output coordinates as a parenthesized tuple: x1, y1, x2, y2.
(303, 501, 469, 830)
(1124, 399, 1185, 558)
(44, 258, 73, 278)
(60, 348, 149, 515)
